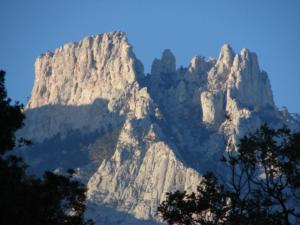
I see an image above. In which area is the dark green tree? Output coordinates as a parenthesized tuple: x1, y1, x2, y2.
(0, 70, 93, 225)
(0, 70, 25, 154)
(158, 125, 300, 225)
(158, 172, 230, 225)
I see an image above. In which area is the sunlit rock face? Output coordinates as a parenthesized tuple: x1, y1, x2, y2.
(24, 32, 146, 141)
(29, 32, 144, 108)
(20, 31, 300, 225)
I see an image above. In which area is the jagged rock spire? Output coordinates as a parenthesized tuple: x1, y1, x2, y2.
(218, 43, 235, 66)
(151, 49, 176, 75)
(227, 48, 274, 110)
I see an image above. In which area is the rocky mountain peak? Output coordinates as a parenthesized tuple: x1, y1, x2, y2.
(186, 55, 212, 83)
(19, 32, 300, 225)
(227, 48, 274, 110)
(151, 49, 176, 75)
(238, 48, 260, 73)
(28, 31, 143, 109)
(218, 43, 235, 66)
(188, 55, 207, 74)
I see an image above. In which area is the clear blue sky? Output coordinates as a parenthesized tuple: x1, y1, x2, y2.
(1, 0, 299, 113)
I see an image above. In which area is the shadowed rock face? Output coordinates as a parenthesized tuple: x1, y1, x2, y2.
(19, 31, 300, 225)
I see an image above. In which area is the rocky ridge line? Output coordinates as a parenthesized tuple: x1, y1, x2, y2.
(20, 31, 300, 224)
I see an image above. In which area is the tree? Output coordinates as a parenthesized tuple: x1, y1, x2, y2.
(158, 125, 300, 225)
(0, 70, 93, 225)
(158, 172, 230, 225)
(0, 70, 25, 154)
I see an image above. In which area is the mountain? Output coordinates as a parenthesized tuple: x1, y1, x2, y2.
(18, 31, 300, 224)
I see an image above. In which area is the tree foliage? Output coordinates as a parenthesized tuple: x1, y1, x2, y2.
(158, 125, 300, 225)
(0, 70, 93, 225)
(0, 70, 25, 154)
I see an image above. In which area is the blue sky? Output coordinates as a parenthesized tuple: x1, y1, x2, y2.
(1, 0, 299, 113)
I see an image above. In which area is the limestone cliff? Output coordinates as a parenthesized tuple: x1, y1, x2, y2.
(19, 31, 300, 225)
